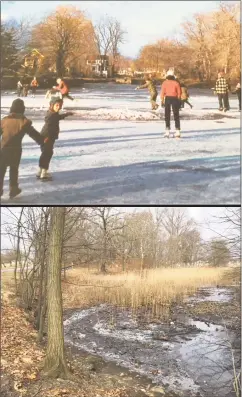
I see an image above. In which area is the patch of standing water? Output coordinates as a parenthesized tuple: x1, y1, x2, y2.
(186, 287, 233, 303)
(178, 318, 237, 397)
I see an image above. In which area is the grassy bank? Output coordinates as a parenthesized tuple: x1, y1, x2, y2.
(62, 267, 234, 318)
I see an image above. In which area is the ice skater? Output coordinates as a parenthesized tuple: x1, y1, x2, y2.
(17, 80, 23, 97)
(30, 76, 39, 97)
(37, 97, 74, 181)
(161, 69, 182, 138)
(0, 99, 43, 198)
(135, 76, 159, 110)
(52, 78, 75, 102)
(213, 71, 230, 112)
(180, 83, 193, 109)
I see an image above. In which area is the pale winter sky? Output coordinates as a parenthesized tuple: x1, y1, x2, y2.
(0, 206, 238, 251)
(1, 0, 238, 58)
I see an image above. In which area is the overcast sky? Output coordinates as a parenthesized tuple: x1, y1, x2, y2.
(1, 206, 238, 251)
(2, 0, 236, 58)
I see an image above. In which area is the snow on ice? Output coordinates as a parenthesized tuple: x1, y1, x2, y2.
(1, 84, 240, 204)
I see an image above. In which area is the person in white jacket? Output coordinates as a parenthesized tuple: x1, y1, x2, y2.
(17, 81, 23, 97)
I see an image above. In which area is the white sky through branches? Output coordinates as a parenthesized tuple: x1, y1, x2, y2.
(0, 207, 239, 251)
(2, 0, 239, 57)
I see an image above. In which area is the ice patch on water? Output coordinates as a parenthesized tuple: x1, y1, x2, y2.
(93, 321, 154, 343)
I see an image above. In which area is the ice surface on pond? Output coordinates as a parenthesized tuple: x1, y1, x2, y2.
(1, 84, 240, 204)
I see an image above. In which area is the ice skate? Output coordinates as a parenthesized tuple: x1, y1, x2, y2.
(9, 187, 22, 199)
(164, 129, 170, 138)
(174, 130, 181, 138)
(40, 169, 52, 181)
(36, 168, 42, 179)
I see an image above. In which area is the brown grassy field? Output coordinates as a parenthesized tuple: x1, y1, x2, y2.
(62, 266, 239, 318)
(2, 265, 239, 319)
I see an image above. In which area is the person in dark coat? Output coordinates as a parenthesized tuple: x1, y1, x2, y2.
(180, 83, 193, 109)
(22, 76, 30, 97)
(37, 97, 74, 180)
(0, 99, 43, 198)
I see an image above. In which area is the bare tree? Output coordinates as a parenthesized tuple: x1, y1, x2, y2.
(94, 16, 126, 75)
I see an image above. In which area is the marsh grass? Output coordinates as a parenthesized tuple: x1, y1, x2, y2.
(62, 266, 230, 319)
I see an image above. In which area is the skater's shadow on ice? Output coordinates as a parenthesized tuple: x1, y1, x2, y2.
(182, 127, 240, 140)
(22, 127, 240, 150)
(22, 133, 163, 150)
(19, 155, 240, 205)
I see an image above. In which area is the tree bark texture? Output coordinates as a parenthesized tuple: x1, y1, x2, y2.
(43, 207, 69, 378)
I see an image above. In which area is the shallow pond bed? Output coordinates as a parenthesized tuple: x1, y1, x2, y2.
(64, 286, 241, 397)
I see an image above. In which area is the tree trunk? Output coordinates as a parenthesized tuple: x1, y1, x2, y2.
(36, 211, 49, 330)
(38, 272, 47, 343)
(43, 207, 70, 378)
(14, 208, 24, 293)
(56, 50, 65, 78)
(101, 223, 107, 273)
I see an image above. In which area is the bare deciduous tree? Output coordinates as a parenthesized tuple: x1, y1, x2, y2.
(94, 16, 126, 75)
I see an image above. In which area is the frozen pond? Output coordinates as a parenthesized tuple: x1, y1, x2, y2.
(1, 84, 240, 204)
(64, 287, 240, 397)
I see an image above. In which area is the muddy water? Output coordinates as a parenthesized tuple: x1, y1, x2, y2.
(64, 287, 240, 397)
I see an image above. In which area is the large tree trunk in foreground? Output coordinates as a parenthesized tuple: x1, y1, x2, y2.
(43, 207, 69, 378)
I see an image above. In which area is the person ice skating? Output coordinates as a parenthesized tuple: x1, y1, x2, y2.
(52, 78, 74, 101)
(17, 80, 23, 97)
(214, 71, 230, 112)
(232, 81, 241, 111)
(161, 69, 182, 138)
(0, 99, 44, 199)
(180, 83, 193, 109)
(30, 76, 39, 97)
(22, 76, 30, 97)
(135, 77, 159, 110)
(37, 97, 74, 181)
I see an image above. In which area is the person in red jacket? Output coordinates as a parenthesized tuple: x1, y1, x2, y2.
(161, 69, 182, 138)
(53, 78, 74, 101)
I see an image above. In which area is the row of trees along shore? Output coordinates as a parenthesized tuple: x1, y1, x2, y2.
(1, 1, 240, 82)
(1, 206, 240, 378)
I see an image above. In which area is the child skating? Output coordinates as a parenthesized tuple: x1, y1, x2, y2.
(37, 97, 74, 181)
(0, 99, 43, 198)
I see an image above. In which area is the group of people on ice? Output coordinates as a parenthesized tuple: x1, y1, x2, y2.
(136, 69, 192, 138)
(1, 70, 241, 199)
(17, 76, 39, 98)
(136, 69, 241, 138)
